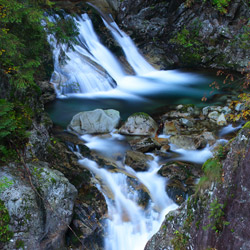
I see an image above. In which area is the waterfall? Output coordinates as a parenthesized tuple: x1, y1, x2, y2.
(102, 18, 155, 75)
(48, 13, 207, 99)
(77, 133, 178, 250)
(48, 14, 123, 96)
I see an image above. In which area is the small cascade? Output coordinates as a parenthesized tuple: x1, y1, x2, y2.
(102, 18, 155, 75)
(48, 14, 122, 96)
(78, 135, 177, 250)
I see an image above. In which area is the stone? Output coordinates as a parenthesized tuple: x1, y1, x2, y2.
(119, 113, 158, 136)
(160, 144, 170, 153)
(38, 81, 56, 104)
(0, 162, 77, 250)
(235, 103, 245, 112)
(179, 118, 194, 127)
(68, 109, 120, 135)
(222, 106, 231, 114)
(201, 131, 216, 146)
(163, 120, 180, 135)
(208, 111, 219, 121)
(168, 135, 206, 150)
(124, 150, 153, 171)
(128, 137, 161, 153)
(176, 104, 183, 110)
(217, 113, 227, 126)
(202, 106, 210, 116)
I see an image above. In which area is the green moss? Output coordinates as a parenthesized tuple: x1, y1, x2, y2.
(0, 177, 14, 194)
(196, 158, 222, 194)
(130, 112, 150, 118)
(243, 121, 250, 129)
(203, 199, 229, 233)
(0, 200, 13, 243)
(15, 239, 25, 249)
(171, 230, 189, 250)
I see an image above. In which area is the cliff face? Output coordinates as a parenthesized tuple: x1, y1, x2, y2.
(49, 0, 250, 71)
(145, 124, 250, 250)
(116, 0, 250, 71)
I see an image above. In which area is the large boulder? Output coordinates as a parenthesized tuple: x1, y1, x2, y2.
(119, 112, 158, 136)
(68, 109, 120, 135)
(0, 162, 77, 250)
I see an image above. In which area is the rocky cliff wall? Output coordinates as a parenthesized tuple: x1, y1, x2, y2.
(116, 0, 250, 71)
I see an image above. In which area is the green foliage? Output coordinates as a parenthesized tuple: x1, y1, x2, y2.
(169, 23, 204, 65)
(0, 0, 78, 89)
(185, 0, 232, 13)
(0, 200, 13, 243)
(0, 99, 32, 163)
(171, 230, 189, 250)
(0, 177, 14, 194)
(203, 199, 229, 232)
(210, 0, 231, 13)
(196, 158, 222, 193)
(0, 0, 51, 88)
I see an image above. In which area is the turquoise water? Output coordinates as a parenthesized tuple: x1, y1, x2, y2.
(46, 69, 229, 127)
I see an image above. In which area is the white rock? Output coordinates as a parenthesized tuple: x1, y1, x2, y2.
(217, 113, 227, 126)
(119, 113, 158, 136)
(202, 106, 210, 116)
(179, 118, 194, 127)
(208, 111, 219, 121)
(222, 106, 231, 114)
(235, 103, 245, 112)
(68, 109, 120, 135)
(176, 104, 183, 110)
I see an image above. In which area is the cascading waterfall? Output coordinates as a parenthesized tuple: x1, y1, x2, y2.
(48, 13, 207, 98)
(102, 18, 155, 75)
(47, 10, 218, 250)
(77, 134, 178, 250)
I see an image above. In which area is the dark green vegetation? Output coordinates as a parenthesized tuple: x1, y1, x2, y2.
(0, 200, 13, 244)
(0, 0, 79, 163)
(0, 99, 33, 163)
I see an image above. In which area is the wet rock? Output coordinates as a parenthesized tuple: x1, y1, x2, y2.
(0, 162, 77, 250)
(235, 103, 245, 112)
(158, 161, 202, 180)
(160, 144, 171, 153)
(119, 112, 158, 136)
(202, 106, 210, 116)
(217, 113, 227, 126)
(169, 135, 206, 150)
(208, 111, 219, 121)
(179, 118, 194, 127)
(163, 120, 180, 135)
(128, 137, 161, 152)
(68, 109, 120, 135)
(68, 184, 107, 250)
(124, 150, 153, 171)
(38, 81, 56, 104)
(222, 106, 231, 115)
(200, 131, 216, 146)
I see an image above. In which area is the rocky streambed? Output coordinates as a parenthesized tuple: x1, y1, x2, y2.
(1, 93, 249, 250)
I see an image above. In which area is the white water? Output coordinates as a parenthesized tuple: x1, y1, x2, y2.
(48, 12, 218, 250)
(48, 13, 207, 98)
(76, 132, 216, 250)
(78, 143, 178, 250)
(102, 18, 155, 75)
